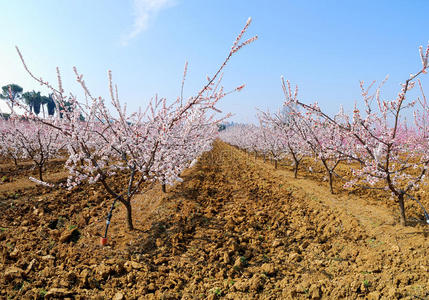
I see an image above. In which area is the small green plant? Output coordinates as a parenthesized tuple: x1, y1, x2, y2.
(363, 279, 370, 289)
(228, 280, 235, 286)
(48, 239, 55, 249)
(367, 238, 376, 243)
(68, 224, 77, 230)
(8, 192, 19, 199)
(212, 288, 222, 296)
(0, 227, 7, 232)
(366, 238, 383, 248)
(309, 195, 319, 202)
(39, 288, 48, 297)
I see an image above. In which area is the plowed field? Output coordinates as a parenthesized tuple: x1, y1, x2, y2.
(1, 141, 428, 299)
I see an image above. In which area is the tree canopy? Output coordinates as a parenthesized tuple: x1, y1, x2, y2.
(0, 84, 23, 107)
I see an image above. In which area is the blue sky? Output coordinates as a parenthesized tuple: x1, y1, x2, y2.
(1, 0, 428, 122)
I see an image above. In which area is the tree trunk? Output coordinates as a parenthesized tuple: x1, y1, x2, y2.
(294, 160, 299, 178)
(321, 160, 334, 194)
(38, 165, 43, 181)
(99, 178, 135, 231)
(328, 171, 333, 194)
(124, 201, 134, 230)
(398, 194, 406, 226)
(162, 184, 166, 193)
(275, 160, 278, 169)
(13, 157, 18, 167)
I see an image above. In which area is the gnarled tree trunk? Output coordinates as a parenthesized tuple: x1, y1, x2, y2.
(398, 193, 406, 226)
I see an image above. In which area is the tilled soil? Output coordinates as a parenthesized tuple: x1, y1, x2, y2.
(0, 141, 428, 299)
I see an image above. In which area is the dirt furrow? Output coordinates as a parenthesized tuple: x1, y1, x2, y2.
(0, 141, 428, 299)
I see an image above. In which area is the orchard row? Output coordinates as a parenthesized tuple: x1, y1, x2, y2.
(221, 43, 429, 226)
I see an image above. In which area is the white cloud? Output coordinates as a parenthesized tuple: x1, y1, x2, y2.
(121, 0, 176, 46)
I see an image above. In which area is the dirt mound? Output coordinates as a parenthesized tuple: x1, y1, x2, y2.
(0, 141, 428, 299)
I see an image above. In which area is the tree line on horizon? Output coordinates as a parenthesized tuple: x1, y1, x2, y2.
(0, 83, 58, 117)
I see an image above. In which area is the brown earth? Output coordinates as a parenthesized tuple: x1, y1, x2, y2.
(0, 141, 428, 299)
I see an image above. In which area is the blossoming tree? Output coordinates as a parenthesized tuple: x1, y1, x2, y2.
(282, 43, 429, 225)
(14, 18, 257, 230)
(10, 118, 63, 181)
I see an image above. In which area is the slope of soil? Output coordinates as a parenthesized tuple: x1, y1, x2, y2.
(0, 141, 428, 299)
